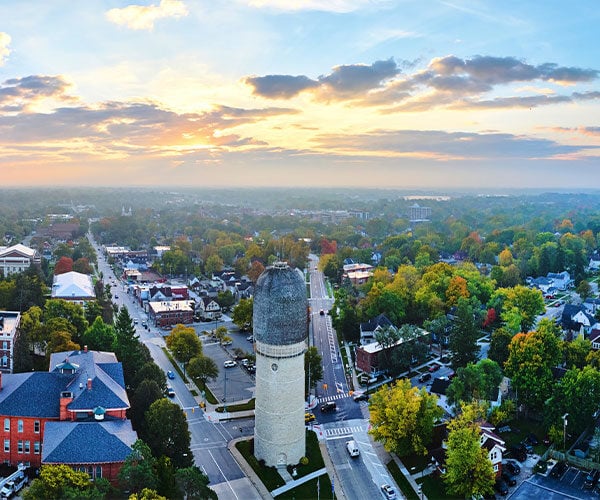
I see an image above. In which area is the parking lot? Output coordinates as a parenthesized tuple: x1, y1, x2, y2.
(510, 461, 600, 499)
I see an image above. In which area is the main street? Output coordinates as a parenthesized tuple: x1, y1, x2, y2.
(89, 233, 262, 499)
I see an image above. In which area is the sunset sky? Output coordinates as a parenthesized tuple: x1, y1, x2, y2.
(0, 1, 598, 190)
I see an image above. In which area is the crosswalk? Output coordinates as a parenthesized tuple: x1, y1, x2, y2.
(324, 424, 369, 438)
(318, 392, 351, 403)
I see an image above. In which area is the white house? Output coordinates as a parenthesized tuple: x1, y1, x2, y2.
(197, 297, 221, 320)
(51, 271, 95, 304)
(0, 244, 40, 276)
(479, 422, 507, 476)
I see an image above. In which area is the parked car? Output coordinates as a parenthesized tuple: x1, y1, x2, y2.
(501, 471, 517, 486)
(246, 365, 256, 373)
(320, 402, 336, 413)
(246, 335, 254, 342)
(584, 469, 600, 489)
(167, 370, 175, 380)
(504, 460, 521, 475)
(428, 363, 441, 373)
(526, 433, 539, 445)
(380, 483, 397, 499)
(319, 309, 325, 315)
(521, 441, 533, 454)
(166, 386, 175, 398)
(353, 392, 368, 402)
(494, 479, 509, 496)
(419, 373, 432, 383)
(510, 444, 527, 462)
(550, 461, 568, 479)
(223, 360, 237, 368)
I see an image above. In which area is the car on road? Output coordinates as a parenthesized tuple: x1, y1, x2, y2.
(246, 335, 254, 342)
(223, 360, 237, 368)
(494, 478, 509, 496)
(114, 295, 119, 299)
(380, 483, 397, 499)
(584, 469, 600, 489)
(353, 392, 368, 402)
(550, 461, 568, 479)
(346, 440, 360, 457)
(246, 364, 256, 373)
(167, 370, 175, 380)
(166, 386, 175, 398)
(428, 363, 441, 373)
(319, 309, 325, 315)
(305, 413, 316, 423)
(320, 402, 336, 413)
(141, 320, 147, 327)
(418, 373, 432, 383)
(134, 318, 139, 324)
(221, 340, 233, 346)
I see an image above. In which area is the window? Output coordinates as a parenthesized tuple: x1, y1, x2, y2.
(87, 466, 93, 478)
(17, 441, 22, 453)
(95, 466, 102, 478)
(493, 463, 499, 472)
(1, 357, 6, 367)
(3, 440, 8, 453)
(17, 420, 23, 433)
(1, 341, 6, 350)
(34, 442, 40, 454)
(34, 421, 40, 433)
(3, 419, 8, 432)
(24, 441, 30, 454)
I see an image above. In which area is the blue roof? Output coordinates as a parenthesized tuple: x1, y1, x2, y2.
(0, 372, 69, 417)
(42, 420, 137, 464)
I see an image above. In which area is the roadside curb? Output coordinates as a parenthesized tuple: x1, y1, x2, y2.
(228, 437, 273, 499)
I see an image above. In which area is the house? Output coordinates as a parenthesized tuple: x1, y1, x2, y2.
(51, 271, 95, 305)
(530, 277, 553, 293)
(197, 297, 221, 321)
(583, 298, 600, 316)
(561, 304, 597, 334)
(589, 330, 600, 350)
(0, 244, 41, 276)
(359, 314, 395, 345)
(0, 312, 20, 373)
(148, 301, 195, 328)
(589, 255, 600, 271)
(547, 271, 572, 290)
(0, 348, 136, 483)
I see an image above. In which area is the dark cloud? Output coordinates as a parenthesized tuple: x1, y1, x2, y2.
(0, 75, 75, 110)
(244, 74, 318, 99)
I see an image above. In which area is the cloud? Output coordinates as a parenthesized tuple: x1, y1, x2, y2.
(0, 75, 77, 112)
(243, 54, 599, 111)
(106, 0, 188, 31)
(548, 126, 600, 138)
(0, 32, 10, 66)
(245, 58, 400, 100)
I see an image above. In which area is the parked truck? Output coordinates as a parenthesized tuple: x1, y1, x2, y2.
(0, 463, 27, 499)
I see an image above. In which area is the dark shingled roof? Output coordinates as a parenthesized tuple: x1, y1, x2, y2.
(42, 420, 137, 464)
(253, 263, 307, 346)
(0, 372, 69, 418)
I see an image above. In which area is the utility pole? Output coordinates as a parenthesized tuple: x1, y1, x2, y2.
(223, 368, 228, 413)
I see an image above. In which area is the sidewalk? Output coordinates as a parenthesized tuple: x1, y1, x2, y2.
(271, 467, 328, 497)
(392, 454, 431, 500)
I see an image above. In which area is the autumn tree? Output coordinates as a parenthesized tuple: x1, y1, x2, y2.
(369, 379, 443, 457)
(54, 256, 73, 275)
(443, 402, 495, 499)
(72, 257, 93, 274)
(232, 297, 253, 331)
(504, 319, 562, 412)
(491, 285, 545, 333)
(247, 260, 265, 283)
(165, 324, 202, 366)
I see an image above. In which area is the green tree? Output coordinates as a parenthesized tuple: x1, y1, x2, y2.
(23, 464, 101, 500)
(232, 298, 253, 331)
(114, 306, 150, 386)
(129, 489, 167, 500)
(175, 466, 218, 500)
(504, 319, 562, 412)
(374, 325, 400, 372)
(44, 299, 89, 344)
(305, 346, 323, 395)
(46, 330, 80, 357)
(443, 403, 495, 499)
(563, 334, 591, 369)
(204, 254, 224, 277)
(166, 324, 202, 367)
(369, 379, 443, 457)
(488, 327, 513, 367)
(216, 290, 235, 310)
(187, 355, 219, 386)
(118, 440, 158, 494)
(131, 379, 164, 431)
(576, 279, 592, 300)
(449, 298, 480, 370)
(492, 285, 544, 333)
(446, 359, 503, 406)
(135, 362, 168, 392)
(144, 398, 193, 469)
(82, 316, 117, 352)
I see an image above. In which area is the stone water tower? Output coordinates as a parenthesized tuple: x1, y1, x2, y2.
(253, 262, 307, 467)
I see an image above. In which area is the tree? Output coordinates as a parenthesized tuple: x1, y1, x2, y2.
(216, 290, 235, 310)
(369, 379, 443, 457)
(114, 306, 150, 387)
(374, 325, 400, 372)
(305, 346, 323, 395)
(44, 299, 89, 344)
(232, 298, 253, 331)
(166, 325, 202, 366)
(82, 316, 116, 351)
(175, 466, 217, 500)
(563, 334, 591, 369)
(23, 464, 101, 500)
(131, 379, 164, 430)
(204, 254, 224, 277)
(443, 402, 495, 499)
(504, 319, 562, 412)
(247, 260, 265, 283)
(129, 489, 167, 500)
(492, 285, 544, 333)
(187, 355, 219, 386)
(144, 398, 193, 469)
(488, 327, 513, 367)
(449, 298, 480, 370)
(446, 359, 503, 406)
(576, 279, 592, 300)
(73, 257, 93, 274)
(46, 330, 80, 356)
(54, 256, 73, 275)
(389, 325, 428, 376)
(119, 440, 158, 494)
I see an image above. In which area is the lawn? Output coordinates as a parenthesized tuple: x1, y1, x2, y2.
(277, 476, 333, 499)
(287, 430, 325, 478)
(386, 459, 419, 500)
(216, 398, 255, 413)
(496, 417, 549, 455)
(235, 439, 285, 491)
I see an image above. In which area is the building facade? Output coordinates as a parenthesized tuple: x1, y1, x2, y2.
(0, 244, 40, 276)
(0, 312, 20, 373)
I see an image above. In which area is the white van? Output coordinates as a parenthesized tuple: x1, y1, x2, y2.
(346, 440, 359, 457)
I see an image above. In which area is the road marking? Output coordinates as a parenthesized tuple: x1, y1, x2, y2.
(207, 449, 240, 500)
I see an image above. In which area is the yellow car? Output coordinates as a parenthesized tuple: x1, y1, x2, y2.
(305, 413, 316, 423)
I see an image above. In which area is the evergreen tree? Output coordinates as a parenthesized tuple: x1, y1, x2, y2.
(449, 298, 480, 370)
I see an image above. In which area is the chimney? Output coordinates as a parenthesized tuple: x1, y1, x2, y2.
(59, 391, 74, 420)
(87, 378, 92, 390)
(84, 345, 88, 353)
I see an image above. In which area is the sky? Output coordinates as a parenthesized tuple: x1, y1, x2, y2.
(0, 0, 598, 190)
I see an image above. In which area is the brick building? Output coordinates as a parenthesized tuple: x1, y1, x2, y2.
(148, 300, 195, 328)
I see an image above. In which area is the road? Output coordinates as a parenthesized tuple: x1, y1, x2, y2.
(88, 233, 262, 499)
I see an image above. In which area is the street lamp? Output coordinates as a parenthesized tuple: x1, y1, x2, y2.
(562, 413, 569, 452)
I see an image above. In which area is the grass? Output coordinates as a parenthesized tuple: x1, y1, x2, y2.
(420, 473, 452, 499)
(386, 458, 419, 500)
(286, 430, 325, 479)
(161, 347, 219, 404)
(216, 398, 255, 413)
(161, 347, 188, 383)
(276, 476, 333, 499)
(235, 439, 285, 491)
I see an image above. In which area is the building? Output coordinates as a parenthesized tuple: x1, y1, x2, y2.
(51, 271, 95, 305)
(0, 244, 40, 276)
(148, 300, 195, 328)
(0, 349, 136, 482)
(253, 263, 307, 468)
(359, 314, 394, 346)
(0, 312, 20, 373)
(197, 297, 221, 321)
(409, 203, 432, 222)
